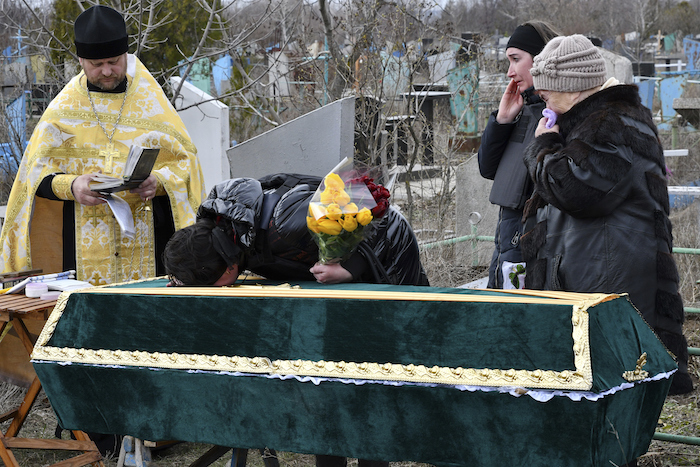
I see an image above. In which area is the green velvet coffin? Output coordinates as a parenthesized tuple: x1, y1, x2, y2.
(31, 278, 676, 467)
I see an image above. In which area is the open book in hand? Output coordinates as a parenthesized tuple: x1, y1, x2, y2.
(90, 145, 160, 193)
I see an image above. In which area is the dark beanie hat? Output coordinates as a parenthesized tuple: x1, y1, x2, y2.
(74, 5, 128, 59)
(506, 24, 546, 57)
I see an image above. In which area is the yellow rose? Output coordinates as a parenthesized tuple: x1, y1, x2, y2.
(326, 203, 343, 220)
(317, 217, 343, 235)
(343, 202, 359, 214)
(324, 173, 346, 191)
(307, 216, 321, 233)
(320, 174, 351, 206)
(339, 214, 358, 232)
(356, 207, 373, 226)
(320, 188, 336, 205)
(334, 189, 351, 207)
(321, 188, 351, 207)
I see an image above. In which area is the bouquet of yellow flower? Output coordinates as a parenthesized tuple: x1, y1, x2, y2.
(307, 163, 391, 264)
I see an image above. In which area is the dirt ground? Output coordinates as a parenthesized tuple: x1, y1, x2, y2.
(638, 314, 700, 467)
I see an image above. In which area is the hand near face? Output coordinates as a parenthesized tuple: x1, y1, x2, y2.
(496, 79, 525, 124)
(535, 116, 560, 137)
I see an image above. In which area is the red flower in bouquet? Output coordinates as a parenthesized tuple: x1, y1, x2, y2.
(350, 175, 391, 218)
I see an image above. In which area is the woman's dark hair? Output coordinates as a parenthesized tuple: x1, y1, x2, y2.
(162, 218, 228, 286)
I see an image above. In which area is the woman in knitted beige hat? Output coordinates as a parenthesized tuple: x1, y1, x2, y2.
(521, 34, 694, 399)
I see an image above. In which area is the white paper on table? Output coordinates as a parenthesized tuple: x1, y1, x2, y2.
(46, 279, 94, 291)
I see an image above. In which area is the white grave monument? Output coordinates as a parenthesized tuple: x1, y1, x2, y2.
(170, 77, 230, 193)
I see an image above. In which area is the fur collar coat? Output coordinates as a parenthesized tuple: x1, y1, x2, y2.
(520, 84, 691, 394)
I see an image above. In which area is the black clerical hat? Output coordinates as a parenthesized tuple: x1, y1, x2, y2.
(74, 5, 128, 59)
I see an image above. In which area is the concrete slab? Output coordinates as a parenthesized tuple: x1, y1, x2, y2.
(226, 97, 355, 179)
(673, 97, 700, 128)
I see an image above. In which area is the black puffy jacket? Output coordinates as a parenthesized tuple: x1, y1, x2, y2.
(197, 174, 429, 286)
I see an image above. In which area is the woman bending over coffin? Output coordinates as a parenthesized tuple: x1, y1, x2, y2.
(162, 173, 429, 288)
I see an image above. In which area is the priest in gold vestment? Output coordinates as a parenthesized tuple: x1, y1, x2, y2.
(0, 5, 204, 286)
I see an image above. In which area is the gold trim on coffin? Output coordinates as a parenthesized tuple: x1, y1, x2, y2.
(32, 286, 613, 391)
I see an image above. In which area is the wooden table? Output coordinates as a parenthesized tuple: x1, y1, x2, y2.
(0, 294, 103, 467)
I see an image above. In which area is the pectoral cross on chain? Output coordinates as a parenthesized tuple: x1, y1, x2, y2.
(100, 143, 120, 174)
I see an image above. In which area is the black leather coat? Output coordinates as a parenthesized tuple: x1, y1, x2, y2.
(521, 85, 689, 387)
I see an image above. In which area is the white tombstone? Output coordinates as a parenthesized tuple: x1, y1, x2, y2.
(268, 51, 291, 97)
(455, 156, 499, 268)
(170, 77, 230, 194)
(427, 50, 456, 84)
